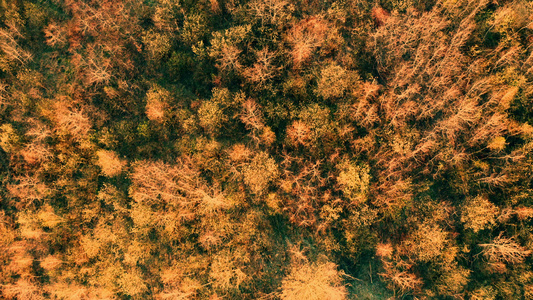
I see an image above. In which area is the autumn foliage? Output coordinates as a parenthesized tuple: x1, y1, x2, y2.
(1, 0, 533, 298)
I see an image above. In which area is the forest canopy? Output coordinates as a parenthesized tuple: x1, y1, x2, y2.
(1, 0, 533, 299)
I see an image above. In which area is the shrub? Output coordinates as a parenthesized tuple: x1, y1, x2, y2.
(297, 103, 338, 148)
(434, 266, 470, 297)
(491, 2, 531, 35)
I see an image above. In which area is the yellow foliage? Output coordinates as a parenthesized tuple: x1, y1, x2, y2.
(208, 25, 251, 71)
(153, 1, 179, 32)
(7, 241, 34, 275)
(242, 151, 279, 194)
(98, 184, 127, 212)
(521, 123, 533, 139)
(376, 243, 394, 259)
(297, 104, 336, 144)
(487, 136, 506, 152)
(157, 277, 203, 300)
(198, 100, 227, 135)
(142, 31, 172, 60)
(460, 195, 498, 233)
(17, 211, 45, 240)
(96, 150, 126, 177)
(123, 239, 150, 266)
(480, 233, 531, 264)
(315, 63, 358, 100)
(37, 204, 62, 228)
(247, 0, 294, 27)
(336, 160, 370, 204)
(280, 260, 347, 300)
(404, 223, 448, 262)
(525, 284, 533, 299)
(118, 269, 147, 297)
(0, 123, 19, 153)
(0, 213, 16, 247)
(2, 278, 43, 300)
(47, 282, 116, 300)
(209, 250, 249, 290)
(7, 176, 50, 208)
(435, 266, 470, 296)
(80, 235, 102, 259)
(146, 86, 171, 122)
(491, 2, 531, 34)
(181, 13, 207, 46)
(40, 255, 63, 273)
(130, 202, 156, 232)
(228, 144, 251, 162)
(470, 286, 496, 300)
(287, 120, 311, 146)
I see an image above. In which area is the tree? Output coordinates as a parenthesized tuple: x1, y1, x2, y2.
(480, 233, 531, 264)
(243, 151, 279, 195)
(142, 30, 172, 61)
(286, 120, 311, 147)
(145, 86, 172, 123)
(460, 195, 498, 233)
(281, 259, 347, 300)
(95, 150, 126, 177)
(403, 222, 449, 263)
(286, 16, 340, 67)
(336, 160, 370, 204)
(198, 100, 227, 136)
(315, 63, 359, 100)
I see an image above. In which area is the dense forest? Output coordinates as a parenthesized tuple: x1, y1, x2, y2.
(1, 0, 533, 298)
